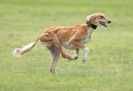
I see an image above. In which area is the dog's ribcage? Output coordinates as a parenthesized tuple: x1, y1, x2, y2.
(62, 28, 94, 50)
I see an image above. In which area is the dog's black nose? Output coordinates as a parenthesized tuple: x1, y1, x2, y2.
(108, 20, 111, 24)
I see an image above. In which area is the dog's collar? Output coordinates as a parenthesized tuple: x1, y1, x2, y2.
(86, 21, 97, 29)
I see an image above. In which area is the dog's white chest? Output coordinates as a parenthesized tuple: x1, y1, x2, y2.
(81, 35, 90, 43)
(81, 28, 94, 44)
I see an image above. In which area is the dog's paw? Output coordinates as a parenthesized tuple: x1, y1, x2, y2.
(50, 69, 57, 74)
(71, 55, 78, 60)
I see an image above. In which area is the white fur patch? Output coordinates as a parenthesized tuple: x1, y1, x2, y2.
(13, 48, 22, 57)
(21, 42, 34, 52)
(86, 15, 91, 21)
(13, 42, 35, 57)
(82, 47, 90, 63)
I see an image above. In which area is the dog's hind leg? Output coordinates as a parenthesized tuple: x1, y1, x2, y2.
(47, 46, 60, 74)
(41, 32, 76, 61)
(59, 47, 78, 60)
(67, 41, 89, 63)
(71, 48, 79, 60)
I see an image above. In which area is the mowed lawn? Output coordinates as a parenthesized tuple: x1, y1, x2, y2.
(0, 0, 133, 91)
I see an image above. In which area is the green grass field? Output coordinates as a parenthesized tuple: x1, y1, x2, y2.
(0, 0, 133, 91)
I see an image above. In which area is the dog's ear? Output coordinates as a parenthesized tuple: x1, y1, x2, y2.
(86, 14, 96, 24)
(86, 20, 97, 29)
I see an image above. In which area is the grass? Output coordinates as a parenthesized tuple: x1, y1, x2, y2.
(0, 0, 133, 91)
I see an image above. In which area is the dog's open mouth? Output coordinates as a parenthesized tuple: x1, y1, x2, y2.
(99, 21, 107, 27)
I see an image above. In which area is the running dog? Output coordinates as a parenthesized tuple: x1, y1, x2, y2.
(13, 13, 111, 73)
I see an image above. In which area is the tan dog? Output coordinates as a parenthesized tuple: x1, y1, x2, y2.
(13, 13, 111, 73)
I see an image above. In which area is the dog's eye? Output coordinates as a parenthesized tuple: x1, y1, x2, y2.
(100, 16, 104, 18)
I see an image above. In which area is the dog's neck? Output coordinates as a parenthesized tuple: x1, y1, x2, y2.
(86, 21, 97, 29)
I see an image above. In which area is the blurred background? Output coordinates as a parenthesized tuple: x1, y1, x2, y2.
(0, 0, 133, 91)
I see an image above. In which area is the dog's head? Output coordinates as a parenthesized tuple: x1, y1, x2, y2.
(86, 13, 111, 27)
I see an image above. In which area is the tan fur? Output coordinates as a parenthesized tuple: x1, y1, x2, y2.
(13, 13, 111, 74)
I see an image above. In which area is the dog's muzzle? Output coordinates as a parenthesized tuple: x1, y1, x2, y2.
(99, 20, 111, 27)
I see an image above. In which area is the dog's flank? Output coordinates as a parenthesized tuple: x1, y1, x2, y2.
(13, 13, 111, 74)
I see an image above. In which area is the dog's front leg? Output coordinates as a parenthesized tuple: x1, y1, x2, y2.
(82, 47, 90, 63)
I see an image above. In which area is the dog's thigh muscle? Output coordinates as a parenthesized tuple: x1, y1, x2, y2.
(47, 46, 59, 59)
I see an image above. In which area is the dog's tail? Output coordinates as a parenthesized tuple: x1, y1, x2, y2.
(13, 37, 40, 57)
